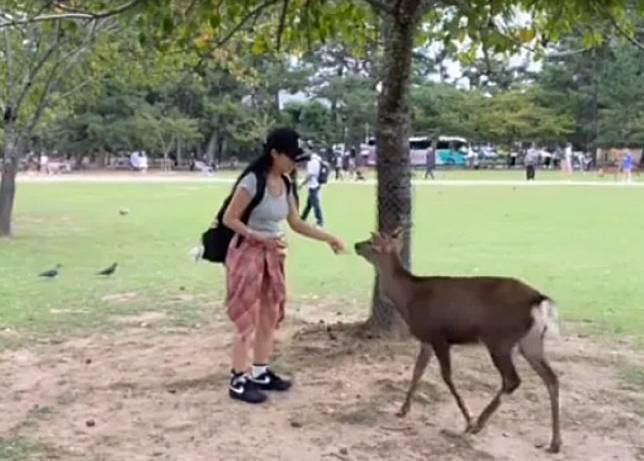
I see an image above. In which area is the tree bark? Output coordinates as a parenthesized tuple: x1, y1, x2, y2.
(366, 1, 422, 336)
(206, 130, 218, 164)
(218, 137, 227, 164)
(0, 125, 19, 237)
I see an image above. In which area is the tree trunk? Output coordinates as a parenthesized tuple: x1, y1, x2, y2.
(218, 137, 226, 164)
(0, 126, 19, 237)
(97, 151, 109, 168)
(0, 164, 17, 237)
(206, 131, 217, 164)
(366, 2, 421, 336)
(177, 138, 183, 168)
(273, 90, 281, 117)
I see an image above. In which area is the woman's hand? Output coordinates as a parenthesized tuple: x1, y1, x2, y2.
(248, 231, 288, 249)
(325, 235, 345, 254)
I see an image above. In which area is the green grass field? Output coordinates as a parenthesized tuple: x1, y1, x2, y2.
(198, 166, 643, 183)
(1, 179, 643, 348)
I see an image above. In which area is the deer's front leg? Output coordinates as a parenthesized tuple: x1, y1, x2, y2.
(397, 343, 432, 417)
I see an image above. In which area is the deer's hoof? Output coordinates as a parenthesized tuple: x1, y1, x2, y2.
(396, 407, 409, 418)
(546, 442, 561, 454)
(466, 423, 483, 435)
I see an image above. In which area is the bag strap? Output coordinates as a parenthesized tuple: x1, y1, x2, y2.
(282, 174, 292, 195)
(243, 172, 267, 224)
(214, 172, 292, 229)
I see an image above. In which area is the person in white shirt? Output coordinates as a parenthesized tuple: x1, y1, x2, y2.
(334, 151, 343, 180)
(39, 153, 48, 174)
(562, 143, 573, 178)
(300, 152, 324, 227)
(139, 151, 148, 173)
(130, 151, 140, 170)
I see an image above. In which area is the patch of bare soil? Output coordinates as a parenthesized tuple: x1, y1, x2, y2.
(100, 292, 138, 304)
(111, 311, 167, 326)
(0, 312, 642, 461)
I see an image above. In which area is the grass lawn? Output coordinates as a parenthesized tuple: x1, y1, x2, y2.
(1, 179, 643, 348)
(162, 166, 643, 183)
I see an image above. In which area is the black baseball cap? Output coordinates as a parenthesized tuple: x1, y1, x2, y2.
(266, 127, 310, 163)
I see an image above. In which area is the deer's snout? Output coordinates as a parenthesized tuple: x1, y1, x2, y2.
(354, 241, 369, 254)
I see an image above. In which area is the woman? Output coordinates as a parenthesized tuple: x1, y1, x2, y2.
(222, 127, 345, 404)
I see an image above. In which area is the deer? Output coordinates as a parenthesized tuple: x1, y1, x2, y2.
(355, 230, 561, 453)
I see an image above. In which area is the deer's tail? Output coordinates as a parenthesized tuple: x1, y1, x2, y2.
(532, 297, 560, 339)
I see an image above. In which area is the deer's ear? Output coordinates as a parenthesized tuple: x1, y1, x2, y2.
(373, 231, 387, 244)
(390, 227, 403, 239)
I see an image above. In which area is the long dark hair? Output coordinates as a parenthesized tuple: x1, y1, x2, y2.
(233, 143, 273, 187)
(233, 143, 299, 206)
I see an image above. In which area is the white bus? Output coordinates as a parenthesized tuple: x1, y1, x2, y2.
(365, 136, 469, 167)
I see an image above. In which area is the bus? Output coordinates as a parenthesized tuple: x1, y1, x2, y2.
(435, 136, 468, 166)
(364, 136, 469, 167)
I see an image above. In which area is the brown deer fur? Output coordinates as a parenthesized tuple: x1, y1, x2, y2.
(355, 230, 561, 453)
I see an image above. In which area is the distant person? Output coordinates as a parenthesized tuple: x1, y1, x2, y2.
(301, 151, 327, 227)
(508, 151, 518, 168)
(39, 153, 48, 174)
(582, 152, 593, 172)
(342, 151, 350, 176)
(524, 144, 540, 180)
(553, 147, 562, 169)
(334, 150, 343, 180)
(348, 148, 357, 180)
(542, 150, 552, 169)
(130, 151, 140, 171)
(622, 150, 634, 183)
(562, 143, 573, 178)
(139, 151, 149, 173)
(424, 143, 436, 179)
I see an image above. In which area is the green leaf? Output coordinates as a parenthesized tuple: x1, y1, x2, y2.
(209, 13, 221, 30)
(517, 27, 536, 43)
(162, 15, 174, 34)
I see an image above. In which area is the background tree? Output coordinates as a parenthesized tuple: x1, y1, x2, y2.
(0, 0, 144, 236)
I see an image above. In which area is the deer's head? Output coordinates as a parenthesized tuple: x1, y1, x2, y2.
(354, 228, 404, 266)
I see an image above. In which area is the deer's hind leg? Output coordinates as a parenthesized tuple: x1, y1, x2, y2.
(431, 339, 473, 431)
(398, 342, 432, 417)
(469, 342, 521, 434)
(519, 322, 561, 453)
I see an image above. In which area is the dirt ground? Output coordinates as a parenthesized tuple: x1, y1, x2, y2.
(1, 306, 643, 461)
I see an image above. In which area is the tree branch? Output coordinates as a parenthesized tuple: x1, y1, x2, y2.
(3, 28, 14, 108)
(181, 0, 280, 83)
(215, 0, 279, 50)
(17, 19, 104, 141)
(53, 22, 101, 80)
(183, 0, 201, 18)
(21, 56, 62, 141)
(0, 0, 142, 29)
(275, 0, 290, 51)
(598, 5, 644, 52)
(361, 0, 394, 16)
(14, 21, 62, 116)
(545, 48, 589, 59)
(57, 79, 92, 100)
